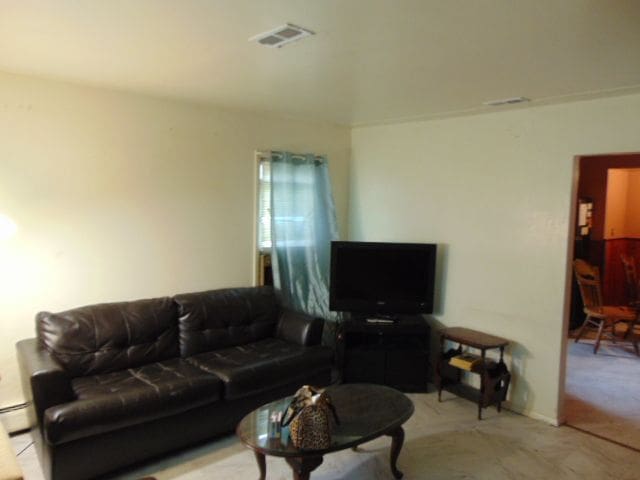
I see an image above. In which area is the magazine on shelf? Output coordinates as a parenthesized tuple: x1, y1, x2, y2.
(449, 352, 483, 371)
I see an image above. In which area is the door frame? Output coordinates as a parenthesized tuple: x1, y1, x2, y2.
(558, 151, 640, 424)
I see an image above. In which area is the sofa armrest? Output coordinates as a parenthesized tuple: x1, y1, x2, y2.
(275, 310, 324, 346)
(16, 339, 74, 428)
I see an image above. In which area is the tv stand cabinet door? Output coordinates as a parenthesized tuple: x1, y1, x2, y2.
(384, 349, 428, 392)
(343, 348, 385, 384)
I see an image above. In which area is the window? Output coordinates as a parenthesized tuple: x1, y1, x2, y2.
(256, 156, 272, 286)
(257, 157, 272, 251)
(256, 151, 335, 292)
(257, 154, 317, 252)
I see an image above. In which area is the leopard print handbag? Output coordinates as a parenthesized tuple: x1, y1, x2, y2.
(281, 385, 340, 450)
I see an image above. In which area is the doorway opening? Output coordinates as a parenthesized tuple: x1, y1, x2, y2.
(564, 153, 640, 450)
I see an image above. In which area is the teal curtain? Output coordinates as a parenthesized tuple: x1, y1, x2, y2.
(270, 152, 339, 326)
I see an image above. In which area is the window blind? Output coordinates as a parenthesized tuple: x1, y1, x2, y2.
(257, 153, 322, 252)
(257, 158, 271, 251)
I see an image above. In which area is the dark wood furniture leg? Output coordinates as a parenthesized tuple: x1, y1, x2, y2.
(387, 426, 405, 479)
(478, 349, 487, 420)
(285, 456, 323, 480)
(497, 346, 504, 413)
(455, 345, 463, 383)
(574, 317, 589, 343)
(624, 315, 637, 339)
(254, 451, 266, 480)
(594, 319, 605, 354)
(437, 334, 444, 401)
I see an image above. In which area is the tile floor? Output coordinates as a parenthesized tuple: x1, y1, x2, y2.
(10, 389, 640, 480)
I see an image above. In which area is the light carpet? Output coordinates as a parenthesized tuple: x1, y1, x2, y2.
(565, 336, 640, 451)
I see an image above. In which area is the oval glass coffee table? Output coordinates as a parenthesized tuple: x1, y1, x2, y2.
(236, 383, 414, 480)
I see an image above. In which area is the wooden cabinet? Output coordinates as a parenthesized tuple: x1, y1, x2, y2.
(339, 317, 430, 392)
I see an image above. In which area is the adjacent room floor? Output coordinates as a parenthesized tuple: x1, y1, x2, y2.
(565, 335, 640, 451)
(11, 390, 640, 480)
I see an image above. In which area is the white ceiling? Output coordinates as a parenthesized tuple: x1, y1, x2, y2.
(1, 0, 639, 126)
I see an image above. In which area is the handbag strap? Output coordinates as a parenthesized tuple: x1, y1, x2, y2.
(280, 398, 303, 427)
(325, 400, 340, 425)
(280, 386, 336, 427)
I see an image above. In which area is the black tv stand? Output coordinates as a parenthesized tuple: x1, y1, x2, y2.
(339, 315, 430, 392)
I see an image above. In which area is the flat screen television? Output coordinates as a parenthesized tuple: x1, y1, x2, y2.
(329, 241, 437, 315)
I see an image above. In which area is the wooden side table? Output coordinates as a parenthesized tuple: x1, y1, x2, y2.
(435, 327, 511, 420)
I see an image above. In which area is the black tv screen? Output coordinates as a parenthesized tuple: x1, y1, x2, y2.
(329, 241, 437, 315)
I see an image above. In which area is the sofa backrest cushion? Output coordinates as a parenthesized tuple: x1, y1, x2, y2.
(173, 287, 279, 357)
(36, 297, 179, 377)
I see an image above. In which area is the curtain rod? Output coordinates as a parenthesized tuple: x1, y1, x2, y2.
(255, 150, 324, 160)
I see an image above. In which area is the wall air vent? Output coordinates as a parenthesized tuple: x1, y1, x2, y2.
(483, 96, 530, 107)
(250, 23, 314, 48)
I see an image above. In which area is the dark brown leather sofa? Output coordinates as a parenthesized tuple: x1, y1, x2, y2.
(17, 286, 333, 480)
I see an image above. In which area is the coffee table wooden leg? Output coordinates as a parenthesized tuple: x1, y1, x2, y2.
(254, 451, 266, 480)
(387, 426, 405, 479)
(285, 456, 323, 480)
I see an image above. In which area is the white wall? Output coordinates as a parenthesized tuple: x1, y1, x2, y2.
(350, 93, 640, 423)
(0, 71, 350, 428)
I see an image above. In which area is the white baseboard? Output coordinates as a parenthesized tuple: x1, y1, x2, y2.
(522, 410, 561, 426)
(502, 401, 560, 426)
(0, 408, 30, 433)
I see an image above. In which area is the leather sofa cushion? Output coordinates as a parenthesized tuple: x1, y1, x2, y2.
(37, 297, 179, 376)
(44, 358, 222, 445)
(275, 310, 324, 346)
(186, 338, 333, 400)
(174, 287, 279, 357)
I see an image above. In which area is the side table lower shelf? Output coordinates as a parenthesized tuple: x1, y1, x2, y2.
(435, 327, 511, 420)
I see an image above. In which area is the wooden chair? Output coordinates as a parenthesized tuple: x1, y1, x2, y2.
(573, 259, 639, 355)
(621, 253, 640, 306)
(620, 253, 640, 342)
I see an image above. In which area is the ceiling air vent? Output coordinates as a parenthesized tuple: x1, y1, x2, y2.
(250, 24, 314, 48)
(483, 97, 530, 107)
